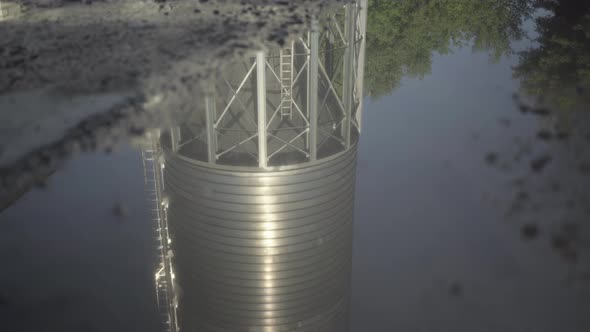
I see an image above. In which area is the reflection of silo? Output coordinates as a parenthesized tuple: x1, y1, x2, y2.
(147, 2, 368, 331)
(164, 147, 357, 331)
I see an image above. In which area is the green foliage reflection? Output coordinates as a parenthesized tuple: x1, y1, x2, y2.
(365, 0, 532, 98)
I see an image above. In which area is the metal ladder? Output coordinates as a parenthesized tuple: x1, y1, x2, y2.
(279, 41, 295, 119)
(142, 144, 178, 332)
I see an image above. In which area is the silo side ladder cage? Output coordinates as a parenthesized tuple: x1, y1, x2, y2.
(279, 40, 295, 120)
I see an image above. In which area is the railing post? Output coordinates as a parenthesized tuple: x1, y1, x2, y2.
(170, 127, 181, 152)
(205, 93, 217, 164)
(342, 3, 356, 149)
(309, 19, 320, 161)
(256, 51, 268, 168)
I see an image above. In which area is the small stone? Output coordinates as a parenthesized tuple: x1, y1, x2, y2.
(516, 191, 530, 201)
(112, 203, 127, 219)
(521, 223, 539, 240)
(518, 104, 529, 113)
(551, 235, 569, 250)
(531, 107, 550, 116)
(556, 132, 570, 140)
(485, 152, 498, 165)
(537, 130, 553, 141)
(449, 282, 462, 296)
(530, 155, 552, 173)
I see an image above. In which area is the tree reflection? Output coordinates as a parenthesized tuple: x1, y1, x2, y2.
(513, 0, 590, 114)
(365, 0, 532, 98)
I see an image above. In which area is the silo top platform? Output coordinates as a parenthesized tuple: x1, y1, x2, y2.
(160, 4, 366, 169)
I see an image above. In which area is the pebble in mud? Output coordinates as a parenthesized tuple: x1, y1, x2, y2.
(485, 152, 498, 165)
(530, 155, 552, 173)
(112, 203, 128, 219)
(537, 130, 553, 141)
(449, 282, 463, 297)
(552, 234, 570, 251)
(556, 131, 570, 140)
(521, 223, 539, 240)
(516, 190, 530, 202)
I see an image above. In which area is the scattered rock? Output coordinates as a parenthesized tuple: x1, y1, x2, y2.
(537, 130, 553, 141)
(530, 155, 552, 172)
(518, 104, 530, 113)
(112, 203, 127, 219)
(556, 132, 570, 140)
(551, 234, 570, 250)
(516, 191, 530, 201)
(449, 282, 463, 296)
(530, 107, 550, 116)
(485, 152, 498, 165)
(517, 102, 551, 116)
(521, 223, 539, 240)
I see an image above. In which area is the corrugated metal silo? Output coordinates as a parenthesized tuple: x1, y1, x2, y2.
(163, 146, 357, 332)
(146, 1, 368, 331)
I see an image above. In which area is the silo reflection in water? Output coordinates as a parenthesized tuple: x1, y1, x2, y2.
(144, 1, 367, 331)
(164, 148, 356, 331)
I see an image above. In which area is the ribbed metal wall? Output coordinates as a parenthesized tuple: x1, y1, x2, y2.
(162, 147, 357, 332)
